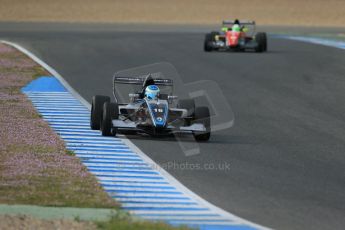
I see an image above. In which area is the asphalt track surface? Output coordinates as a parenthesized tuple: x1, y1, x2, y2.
(1, 23, 345, 230)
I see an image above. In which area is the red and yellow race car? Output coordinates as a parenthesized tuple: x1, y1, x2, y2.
(204, 20, 267, 53)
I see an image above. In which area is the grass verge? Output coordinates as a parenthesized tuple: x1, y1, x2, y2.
(96, 213, 190, 230)
(0, 43, 117, 208)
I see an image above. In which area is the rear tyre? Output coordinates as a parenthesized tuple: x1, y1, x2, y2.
(263, 33, 267, 51)
(101, 102, 119, 136)
(255, 32, 267, 53)
(90, 95, 110, 130)
(193, 106, 211, 142)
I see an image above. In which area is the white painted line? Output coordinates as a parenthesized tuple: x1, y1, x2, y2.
(51, 125, 90, 129)
(88, 164, 150, 169)
(35, 103, 85, 106)
(52, 123, 89, 126)
(29, 97, 77, 100)
(36, 106, 86, 109)
(33, 102, 84, 106)
(100, 182, 169, 187)
(73, 148, 130, 152)
(93, 175, 162, 181)
(105, 184, 175, 190)
(89, 167, 155, 173)
(161, 220, 239, 226)
(27, 95, 70, 98)
(31, 99, 82, 102)
(96, 177, 165, 183)
(84, 159, 144, 163)
(75, 151, 134, 156)
(66, 143, 126, 148)
(37, 107, 88, 111)
(69, 148, 130, 152)
(69, 143, 126, 148)
(47, 120, 90, 124)
(52, 116, 87, 120)
(140, 216, 227, 221)
(44, 114, 90, 119)
(281, 35, 345, 50)
(35, 102, 81, 105)
(27, 92, 70, 94)
(97, 177, 164, 182)
(26, 92, 71, 94)
(86, 163, 149, 167)
(57, 131, 102, 136)
(63, 139, 122, 144)
(49, 121, 89, 124)
(121, 203, 201, 209)
(30, 99, 79, 102)
(130, 210, 213, 215)
(67, 143, 125, 147)
(116, 198, 195, 203)
(37, 108, 88, 112)
(28, 95, 77, 98)
(40, 111, 87, 114)
(92, 172, 159, 178)
(77, 149, 128, 154)
(50, 122, 90, 126)
(108, 191, 182, 197)
(76, 154, 139, 159)
(56, 129, 100, 134)
(45, 114, 89, 117)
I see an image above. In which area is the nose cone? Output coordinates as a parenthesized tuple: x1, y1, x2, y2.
(154, 115, 166, 127)
(149, 103, 168, 127)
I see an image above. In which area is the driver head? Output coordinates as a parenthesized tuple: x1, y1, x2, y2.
(145, 85, 160, 100)
(232, 24, 241, 32)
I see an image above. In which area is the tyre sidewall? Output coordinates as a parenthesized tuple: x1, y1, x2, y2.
(91, 95, 110, 130)
(193, 106, 211, 141)
(101, 102, 118, 136)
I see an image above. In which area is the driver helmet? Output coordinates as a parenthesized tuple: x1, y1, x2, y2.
(232, 24, 241, 32)
(145, 85, 160, 100)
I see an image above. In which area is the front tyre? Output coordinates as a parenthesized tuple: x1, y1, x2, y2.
(255, 32, 267, 53)
(101, 102, 119, 136)
(204, 33, 213, 52)
(193, 106, 211, 142)
(91, 95, 110, 130)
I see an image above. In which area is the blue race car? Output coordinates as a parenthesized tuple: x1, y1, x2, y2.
(90, 74, 211, 141)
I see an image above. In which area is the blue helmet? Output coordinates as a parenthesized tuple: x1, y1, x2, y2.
(145, 85, 160, 100)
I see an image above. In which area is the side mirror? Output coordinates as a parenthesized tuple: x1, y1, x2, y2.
(168, 95, 178, 104)
(243, 27, 249, 33)
(129, 93, 140, 102)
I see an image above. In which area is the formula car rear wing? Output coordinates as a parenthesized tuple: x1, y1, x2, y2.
(113, 74, 174, 104)
(222, 20, 256, 26)
(114, 75, 173, 86)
